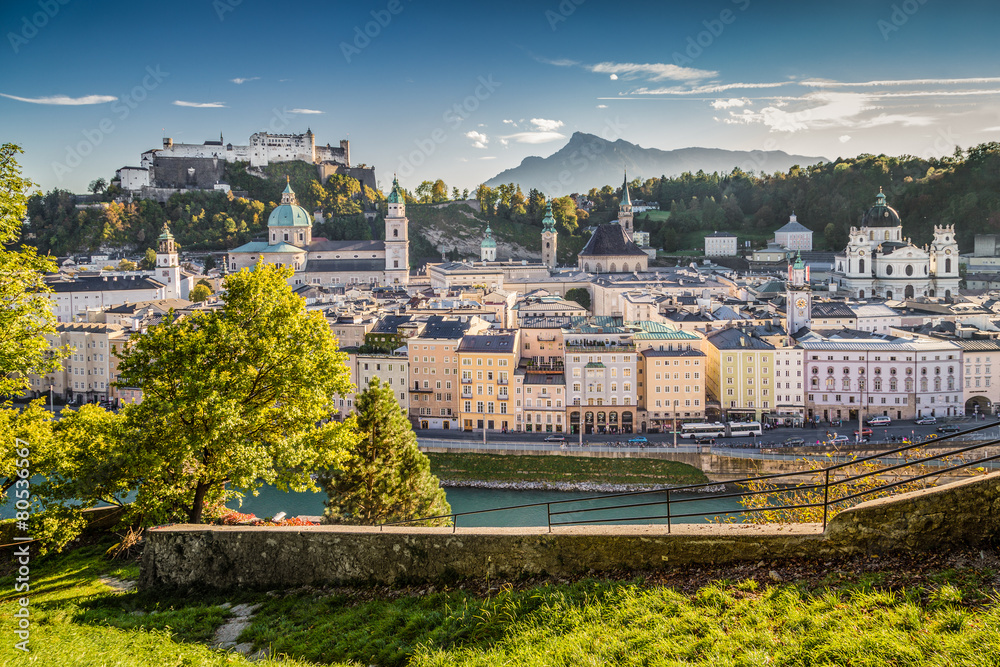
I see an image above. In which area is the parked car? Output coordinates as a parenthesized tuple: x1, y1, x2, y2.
(544, 434, 566, 442)
(854, 428, 873, 437)
(937, 424, 961, 434)
(915, 417, 937, 425)
(782, 437, 805, 446)
(867, 416, 892, 426)
(628, 436, 648, 444)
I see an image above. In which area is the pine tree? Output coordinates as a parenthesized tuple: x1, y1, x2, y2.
(321, 378, 451, 526)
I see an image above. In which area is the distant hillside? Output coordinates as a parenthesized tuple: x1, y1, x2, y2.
(485, 132, 828, 196)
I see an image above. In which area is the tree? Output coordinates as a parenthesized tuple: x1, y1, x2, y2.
(203, 255, 217, 273)
(0, 144, 61, 398)
(113, 263, 358, 524)
(321, 377, 450, 526)
(117, 259, 137, 271)
(140, 247, 157, 270)
(88, 178, 107, 195)
(189, 283, 212, 302)
(565, 288, 591, 311)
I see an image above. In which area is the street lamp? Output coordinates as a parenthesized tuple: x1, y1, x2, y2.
(673, 399, 679, 448)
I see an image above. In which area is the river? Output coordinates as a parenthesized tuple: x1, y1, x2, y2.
(3, 483, 746, 526)
(231, 485, 747, 527)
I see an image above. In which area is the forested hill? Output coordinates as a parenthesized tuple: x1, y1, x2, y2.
(20, 142, 1000, 258)
(609, 143, 1000, 253)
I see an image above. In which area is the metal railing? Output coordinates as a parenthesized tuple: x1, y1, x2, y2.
(388, 421, 1000, 533)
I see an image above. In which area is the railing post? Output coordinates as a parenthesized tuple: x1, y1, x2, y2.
(823, 468, 830, 530)
(453, 514, 457, 533)
(547, 503, 551, 533)
(666, 488, 671, 534)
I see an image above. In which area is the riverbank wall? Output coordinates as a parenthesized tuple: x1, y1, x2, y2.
(140, 471, 1000, 591)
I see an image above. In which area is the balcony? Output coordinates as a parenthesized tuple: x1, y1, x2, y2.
(498, 379, 508, 385)
(498, 393, 509, 400)
(565, 343, 636, 353)
(461, 378, 472, 384)
(525, 361, 564, 372)
(461, 392, 473, 399)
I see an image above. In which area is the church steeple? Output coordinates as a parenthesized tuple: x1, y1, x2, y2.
(541, 201, 558, 270)
(480, 223, 497, 262)
(280, 176, 297, 205)
(618, 170, 634, 238)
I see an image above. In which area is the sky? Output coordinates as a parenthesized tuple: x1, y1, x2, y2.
(3, 0, 1000, 195)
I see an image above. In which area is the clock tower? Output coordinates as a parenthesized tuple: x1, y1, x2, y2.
(786, 251, 812, 336)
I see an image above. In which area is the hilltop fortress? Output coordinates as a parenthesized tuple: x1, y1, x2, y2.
(114, 130, 376, 201)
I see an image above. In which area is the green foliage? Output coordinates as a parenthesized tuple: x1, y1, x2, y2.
(0, 144, 61, 398)
(188, 283, 212, 302)
(321, 377, 450, 526)
(564, 288, 591, 311)
(117, 259, 137, 271)
(106, 263, 358, 524)
(0, 400, 56, 504)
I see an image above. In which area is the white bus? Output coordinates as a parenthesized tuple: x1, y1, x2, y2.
(728, 421, 763, 437)
(680, 422, 727, 438)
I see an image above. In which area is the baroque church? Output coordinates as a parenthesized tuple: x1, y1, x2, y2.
(228, 177, 410, 287)
(577, 173, 649, 274)
(832, 189, 960, 300)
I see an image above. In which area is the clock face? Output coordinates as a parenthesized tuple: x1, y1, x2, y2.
(945, 249, 952, 255)
(859, 250, 865, 256)
(796, 298, 806, 309)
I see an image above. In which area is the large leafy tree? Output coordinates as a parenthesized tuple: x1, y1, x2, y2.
(113, 262, 358, 523)
(322, 378, 450, 526)
(0, 144, 61, 398)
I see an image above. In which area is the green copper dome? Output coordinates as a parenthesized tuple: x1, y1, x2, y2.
(157, 223, 174, 241)
(541, 202, 557, 232)
(481, 223, 497, 249)
(387, 176, 405, 204)
(268, 182, 312, 227)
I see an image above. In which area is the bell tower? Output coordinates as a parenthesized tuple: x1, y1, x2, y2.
(785, 252, 812, 336)
(541, 201, 557, 269)
(618, 170, 634, 238)
(384, 176, 409, 285)
(156, 223, 182, 299)
(480, 223, 497, 262)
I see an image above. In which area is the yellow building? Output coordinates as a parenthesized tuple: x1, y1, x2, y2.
(408, 316, 485, 430)
(457, 330, 520, 433)
(25, 323, 129, 405)
(704, 327, 776, 421)
(638, 349, 706, 433)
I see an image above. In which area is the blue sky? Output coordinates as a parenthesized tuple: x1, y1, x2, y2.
(3, 0, 1000, 195)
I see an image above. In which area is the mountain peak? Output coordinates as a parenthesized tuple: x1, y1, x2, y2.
(485, 135, 828, 196)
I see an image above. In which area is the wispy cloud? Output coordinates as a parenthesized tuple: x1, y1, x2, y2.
(596, 104, 608, 109)
(230, 77, 260, 85)
(802, 76, 1000, 88)
(173, 100, 227, 108)
(589, 61, 716, 82)
(289, 108, 323, 114)
(466, 130, 489, 149)
(502, 131, 566, 144)
(839, 135, 852, 143)
(720, 91, 934, 133)
(0, 93, 116, 105)
(478, 156, 497, 160)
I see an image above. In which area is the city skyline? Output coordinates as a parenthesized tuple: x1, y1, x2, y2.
(3, 0, 1000, 194)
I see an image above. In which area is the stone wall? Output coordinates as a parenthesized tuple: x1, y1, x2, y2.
(140, 472, 1000, 592)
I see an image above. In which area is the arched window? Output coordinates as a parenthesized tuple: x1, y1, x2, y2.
(811, 377, 819, 389)
(946, 258, 952, 273)
(843, 367, 850, 374)
(859, 289, 865, 299)
(873, 378, 882, 391)
(584, 263, 590, 272)
(948, 376, 955, 390)
(884, 231, 890, 240)
(905, 378, 914, 392)
(595, 263, 603, 273)
(934, 377, 942, 391)
(610, 263, 617, 273)
(841, 378, 851, 391)
(826, 377, 835, 390)
(859, 258, 865, 274)
(393, 229, 399, 238)
(622, 263, 629, 273)
(889, 377, 898, 391)
(920, 378, 928, 392)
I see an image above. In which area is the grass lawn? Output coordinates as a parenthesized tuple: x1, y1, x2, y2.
(426, 453, 708, 487)
(3, 539, 1000, 666)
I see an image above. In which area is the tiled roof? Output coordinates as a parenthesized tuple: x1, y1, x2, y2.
(579, 223, 648, 257)
(457, 331, 518, 353)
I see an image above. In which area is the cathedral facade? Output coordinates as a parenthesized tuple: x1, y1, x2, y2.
(228, 178, 409, 287)
(832, 189, 960, 300)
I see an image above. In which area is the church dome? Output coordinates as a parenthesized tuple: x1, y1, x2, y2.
(268, 181, 312, 227)
(861, 188, 901, 228)
(481, 223, 497, 249)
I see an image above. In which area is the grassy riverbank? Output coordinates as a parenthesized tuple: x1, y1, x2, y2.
(4, 539, 1000, 666)
(426, 452, 708, 487)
